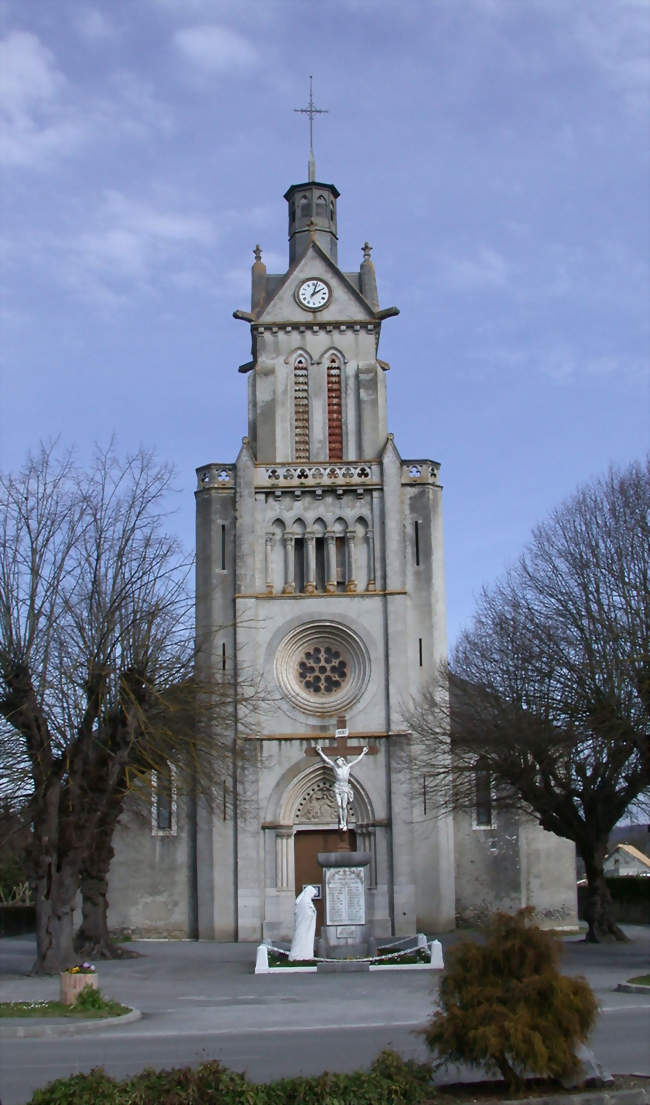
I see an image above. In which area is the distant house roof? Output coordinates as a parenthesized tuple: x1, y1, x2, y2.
(606, 843, 650, 869)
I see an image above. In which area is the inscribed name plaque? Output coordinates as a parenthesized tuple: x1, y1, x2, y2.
(325, 866, 365, 926)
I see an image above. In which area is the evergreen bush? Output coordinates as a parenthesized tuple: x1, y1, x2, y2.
(423, 908, 598, 1092)
(26, 1050, 434, 1104)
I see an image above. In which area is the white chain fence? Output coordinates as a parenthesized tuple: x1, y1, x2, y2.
(255, 936, 444, 971)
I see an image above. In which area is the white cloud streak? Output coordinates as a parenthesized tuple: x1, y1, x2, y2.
(441, 247, 510, 290)
(0, 30, 86, 166)
(173, 24, 258, 73)
(71, 7, 116, 42)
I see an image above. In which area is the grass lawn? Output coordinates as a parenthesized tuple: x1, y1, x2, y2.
(0, 998, 130, 1019)
(627, 973, 650, 986)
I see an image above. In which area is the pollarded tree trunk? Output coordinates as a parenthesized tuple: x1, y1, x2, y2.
(32, 859, 79, 974)
(75, 789, 137, 959)
(76, 859, 135, 959)
(76, 869, 114, 959)
(582, 843, 628, 944)
(29, 778, 86, 974)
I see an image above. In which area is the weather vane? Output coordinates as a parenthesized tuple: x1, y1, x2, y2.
(294, 76, 328, 182)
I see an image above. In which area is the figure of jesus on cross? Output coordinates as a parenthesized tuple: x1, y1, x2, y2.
(315, 741, 369, 832)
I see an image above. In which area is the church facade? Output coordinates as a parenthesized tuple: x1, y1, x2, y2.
(107, 166, 577, 942)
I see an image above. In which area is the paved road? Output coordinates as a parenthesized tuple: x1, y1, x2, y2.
(0, 929, 648, 1105)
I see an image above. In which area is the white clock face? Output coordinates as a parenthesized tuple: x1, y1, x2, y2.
(297, 278, 330, 310)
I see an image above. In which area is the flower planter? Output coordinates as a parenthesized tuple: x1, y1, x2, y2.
(59, 971, 98, 1005)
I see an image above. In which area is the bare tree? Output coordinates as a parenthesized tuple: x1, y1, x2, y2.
(0, 443, 242, 973)
(409, 458, 649, 943)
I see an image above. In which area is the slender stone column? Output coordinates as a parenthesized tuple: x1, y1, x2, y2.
(304, 532, 316, 593)
(265, 534, 274, 593)
(366, 528, 376, 591)
(325, 532, 336, 593)
(275, 830, 293, 889)
(356, 827, 377, 885)
(346, 531, 357, 592)
(283, 534, 295, 593)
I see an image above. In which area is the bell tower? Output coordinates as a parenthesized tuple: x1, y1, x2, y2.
(194, 92, 453, 944)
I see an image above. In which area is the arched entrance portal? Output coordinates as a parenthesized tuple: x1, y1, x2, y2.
(294, 828, 356, 931)
(262, 761, 377, 943)
(291, 770, 371, 932)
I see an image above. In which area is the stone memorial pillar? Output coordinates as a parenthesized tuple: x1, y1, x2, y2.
(317, 849, 371, 960)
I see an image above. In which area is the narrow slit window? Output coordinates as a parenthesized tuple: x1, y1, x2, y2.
(335, 536, 346, 591)
(221, 642, 227, 671)
(475, 758, 493, 828)
(315, 536, 326, 591)
(294, 537, 306, 593)
(220, 523, 226, 571)
(414, 521, 421, 566)
(153, 762, 175, 835)
(327, 357, 343, 461)
(418, 637, 423, 667)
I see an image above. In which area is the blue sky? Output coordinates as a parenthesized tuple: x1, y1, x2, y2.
(1, 0, 648, 646)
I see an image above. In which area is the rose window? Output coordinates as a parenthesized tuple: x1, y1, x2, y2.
(298, 646, 348, 695)
(274, 621, 370, 716)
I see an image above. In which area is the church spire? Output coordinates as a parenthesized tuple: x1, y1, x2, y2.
(294, 76, 328, 182)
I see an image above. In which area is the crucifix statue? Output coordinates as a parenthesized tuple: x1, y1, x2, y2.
(315, 743, 368, 831)
(310, 717, 371, 831)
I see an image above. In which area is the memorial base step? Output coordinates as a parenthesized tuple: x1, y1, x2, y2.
(317, 960, 370, 973)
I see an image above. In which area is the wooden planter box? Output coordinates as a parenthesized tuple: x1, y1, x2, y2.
(59, 971, 98, 1005)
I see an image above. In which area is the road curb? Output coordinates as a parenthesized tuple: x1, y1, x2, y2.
(617, 982, 650, 994)
(502, 1091, 649, 1105)
(0, 1006, 141, 1037)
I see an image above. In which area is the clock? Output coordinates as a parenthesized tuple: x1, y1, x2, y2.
(296, 278, 331, 310)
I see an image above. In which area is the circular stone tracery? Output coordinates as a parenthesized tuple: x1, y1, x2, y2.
(275, 622, 370, 716)
(298, 645, 348, 694)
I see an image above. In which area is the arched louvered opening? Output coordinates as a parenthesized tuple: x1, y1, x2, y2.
(294, 357, 309, 460)
(327, 356, 342, 460)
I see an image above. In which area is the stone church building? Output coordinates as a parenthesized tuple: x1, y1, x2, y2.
(108, 162, 577, 942)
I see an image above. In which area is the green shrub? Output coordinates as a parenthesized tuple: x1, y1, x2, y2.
(27, 1050, 434, 1105)
(424, 908, 598, 1093)
(126, 1061, 253, 1104)
(73, 985, 105, 1011)
(260, 1049, 433, 1104)
(28, 1068, 123, 1105)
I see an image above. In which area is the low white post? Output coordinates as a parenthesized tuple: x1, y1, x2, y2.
(429, 939, 444, 969)
(255, 944, 269, 973)
(416, 932, 427, 949)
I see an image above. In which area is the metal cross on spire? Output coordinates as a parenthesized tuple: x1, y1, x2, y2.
(294, 76, 328, 182)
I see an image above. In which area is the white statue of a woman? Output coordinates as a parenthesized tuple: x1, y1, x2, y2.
(315, 745, 369, 831)
(289, 884, 317, 960)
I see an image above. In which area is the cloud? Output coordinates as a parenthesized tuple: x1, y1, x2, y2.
(571, 1, 650, 112)
(0, 30, 62, 117)
(441, 247, 510, 290)
(173, 24, 258, 73)
(0, 30, 87, 166)
(71, 7, 116, 42)
(476, 343, 647, 385)
(66, 191, 216, 297)
(537, 348, 648, 385)
(0, 28, 173, 167)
